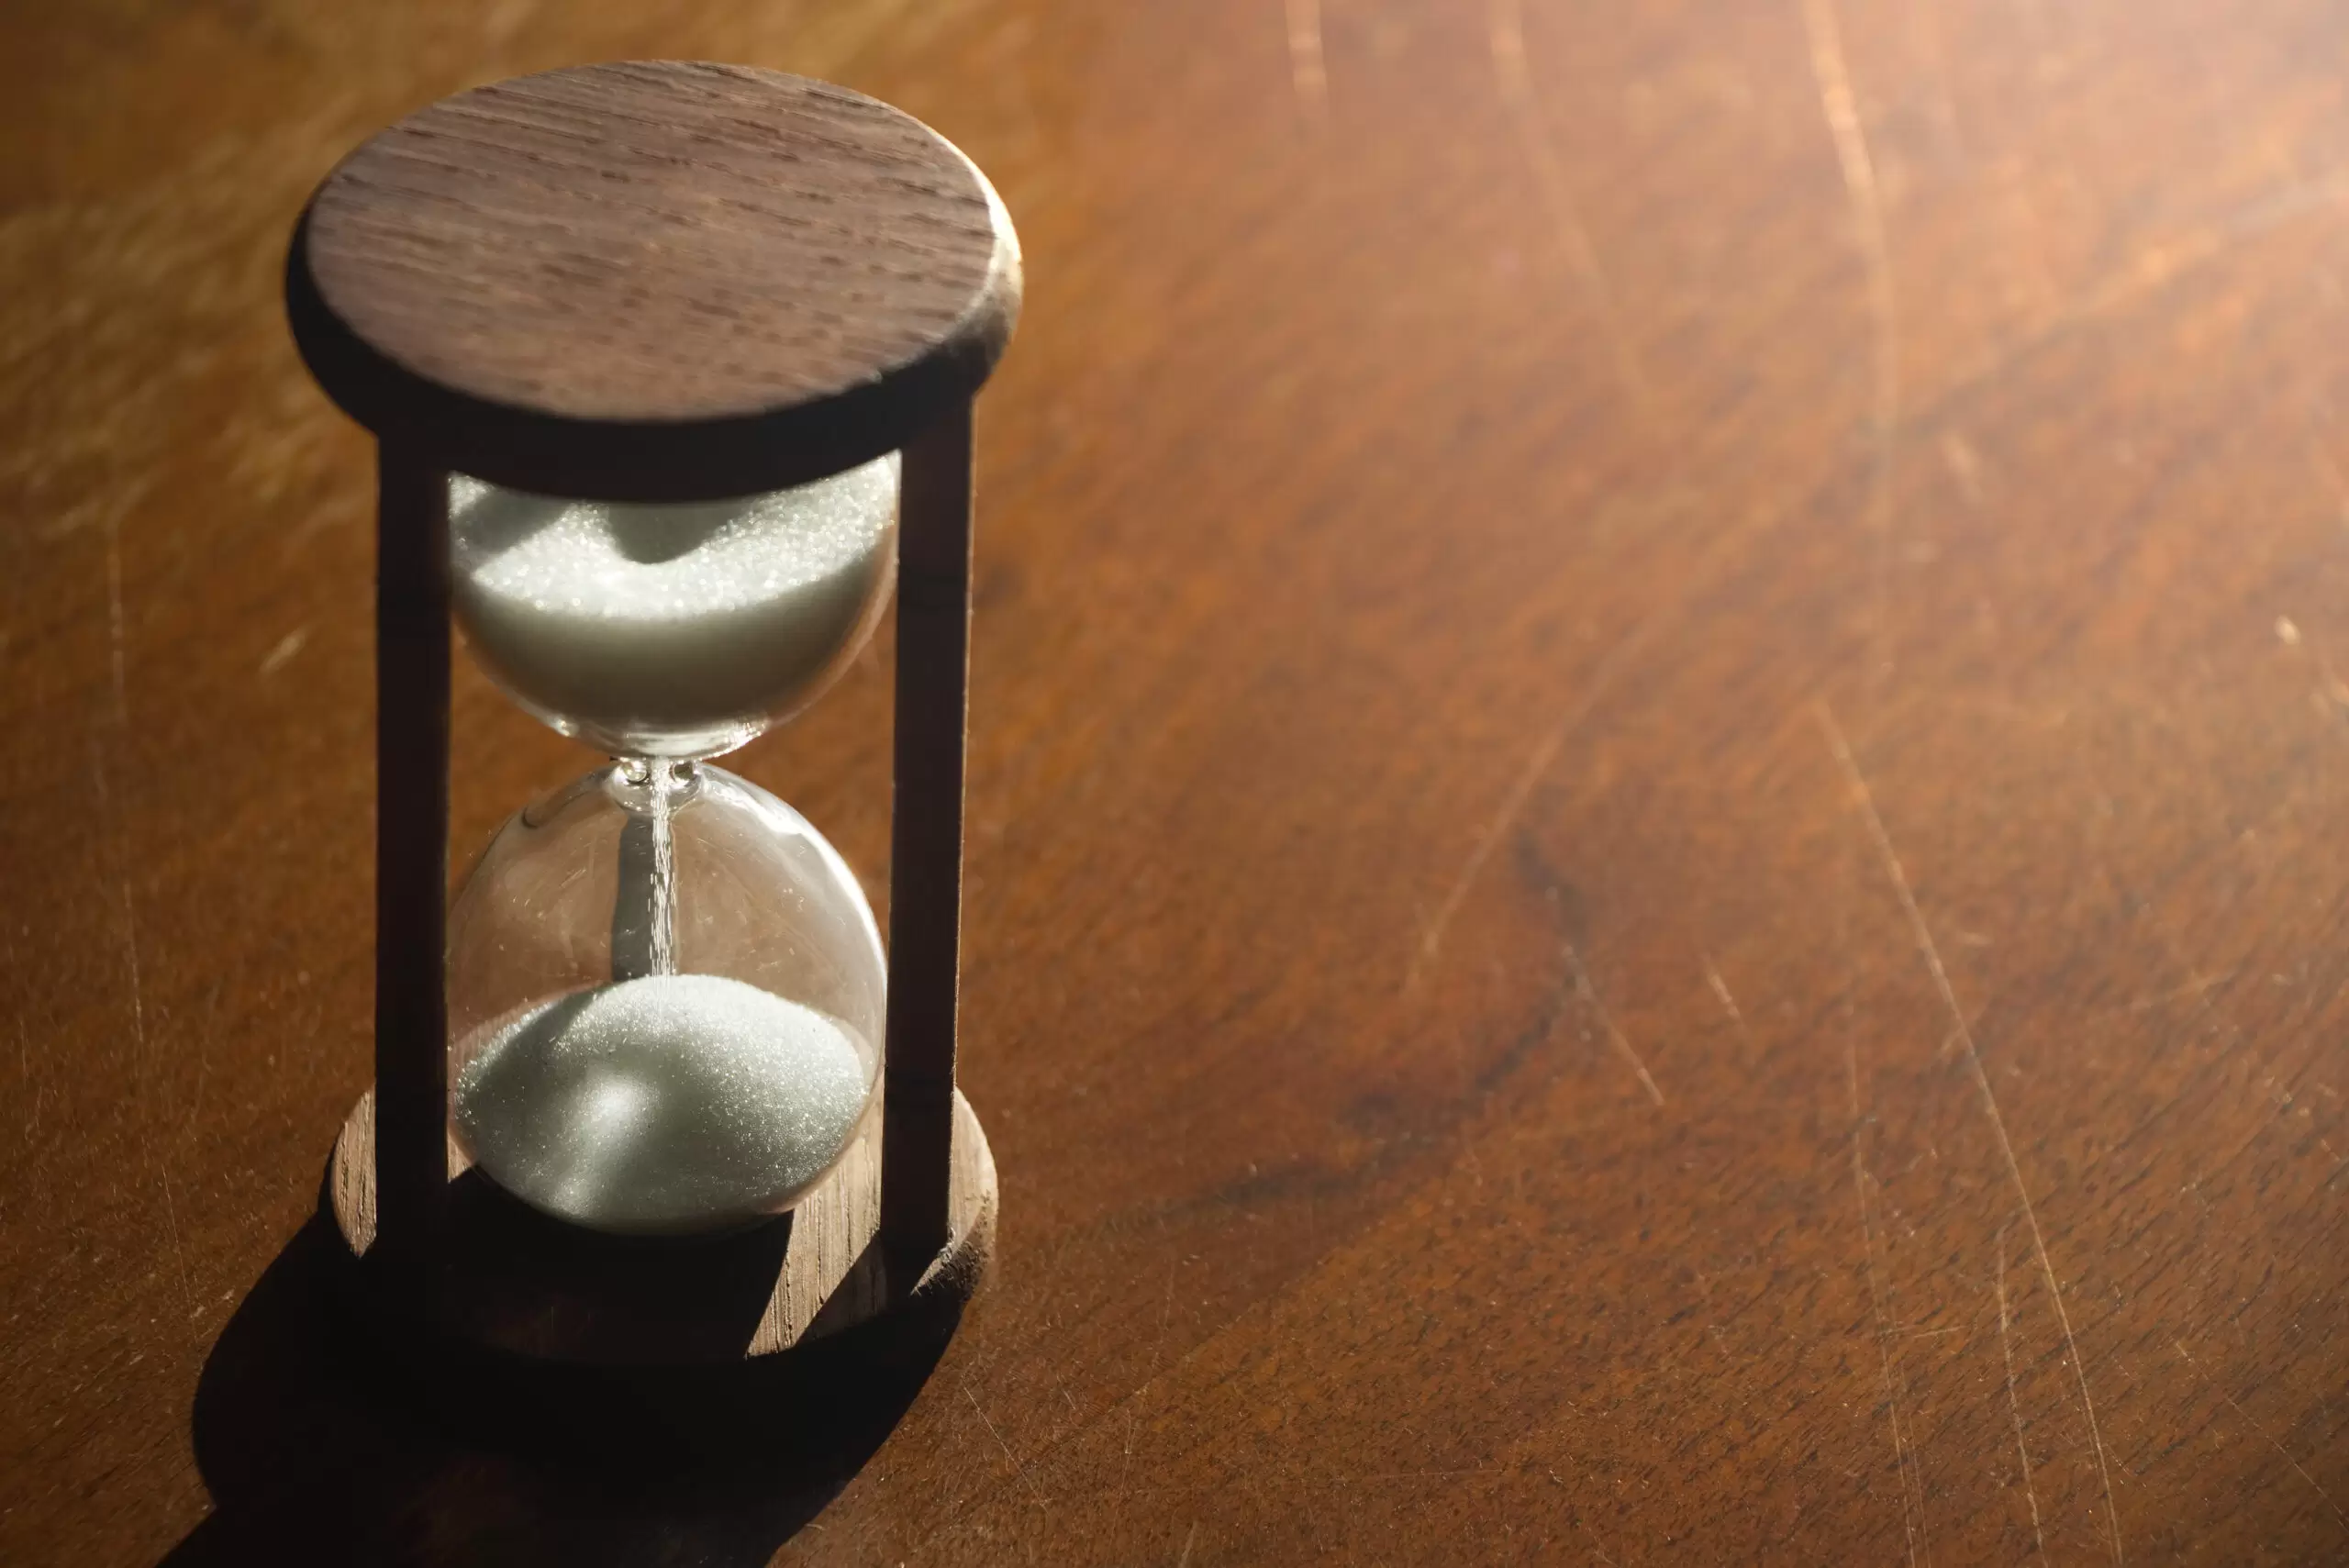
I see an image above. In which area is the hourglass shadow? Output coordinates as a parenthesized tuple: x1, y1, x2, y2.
(434, 1160, 803, 1361)
(161, 1201, 959, 1568)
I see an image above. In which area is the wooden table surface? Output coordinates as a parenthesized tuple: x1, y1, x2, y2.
(6, 1, 2347, 1562)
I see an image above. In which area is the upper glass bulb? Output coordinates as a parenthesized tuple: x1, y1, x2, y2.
(448, 453, 900, 759)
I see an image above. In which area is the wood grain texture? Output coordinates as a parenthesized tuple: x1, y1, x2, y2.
(288, 61, 1021, 498)
(6, 1, 2349, 1563)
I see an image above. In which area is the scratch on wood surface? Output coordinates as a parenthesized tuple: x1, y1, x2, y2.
(1562, 941, 1664, 1106)
(1487, 0, 1651, 409)
(1852, 1125, 1926, 1568)
(2175, 1340, 2349, 1530)
(2099, 970, 2235, 1020)
(1816, 699, 2123, 1565)
(1939, 432, 1984, 507)
(2276, 612, 2349, 712)
(104, 509, 129, 725)
(90, 731, 193, 1314)
(1702, 955, 1747, 1036)
(1108, 1406, 1139, 1549)
(2320, 1136, 2349, 1184)
(1835, 767, 1922, 1568)
(1932, 172, 2349, 418)
(1176, 1520, 1199, 1567)
(963, 1382, 1050, 1508)
(17, 1016, 38, 1149)
(1104, 1244, 1184, 1547)
(2309, 438, 2349, 528)
(1941, 695, 2072, 731)
(1997, 1227, 2050, 1563)
(1909, 0, 1968, 165)
(258, 626, 308, 676)
(1405, 623, 1648, 994)
(2075, 174, 2349, 321)
(1800, 0, 1899, 685)
(1284, 0, 1326, 121)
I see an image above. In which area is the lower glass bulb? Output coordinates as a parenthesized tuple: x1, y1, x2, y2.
(443, 762, 885, 1236)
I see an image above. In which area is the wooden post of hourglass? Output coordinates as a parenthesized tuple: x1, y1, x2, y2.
(370, 450, 453, 1294)
(287, 61, 1019, 1363)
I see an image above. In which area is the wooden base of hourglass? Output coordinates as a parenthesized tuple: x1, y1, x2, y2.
(323, 1088, 997, 1366)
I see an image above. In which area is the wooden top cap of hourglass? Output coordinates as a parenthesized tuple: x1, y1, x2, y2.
(288, 61, 1020, 500)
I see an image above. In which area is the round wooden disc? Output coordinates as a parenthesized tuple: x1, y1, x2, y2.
(287, 61, 1020, 500)
(327, 1087, 998, 1368)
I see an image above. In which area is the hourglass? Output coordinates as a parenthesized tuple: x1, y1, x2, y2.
(285, 61, 1017, 1364)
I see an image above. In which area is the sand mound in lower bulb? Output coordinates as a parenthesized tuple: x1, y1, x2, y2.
(452, 973, 873, 1237)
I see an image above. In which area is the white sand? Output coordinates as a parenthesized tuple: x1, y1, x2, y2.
(452, 973, 874, 1236)
(449, 455, 897, 756)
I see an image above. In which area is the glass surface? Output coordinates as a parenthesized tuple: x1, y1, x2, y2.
(447, 454, 900, 760)
(444, 762, 886, 1237)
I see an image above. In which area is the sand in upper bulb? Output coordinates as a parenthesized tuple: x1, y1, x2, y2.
(453, 973, 873, 1236)
(447, 453, 898, 754)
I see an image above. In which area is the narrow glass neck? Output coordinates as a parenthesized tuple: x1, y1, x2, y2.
(608, 757, 691, 981)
